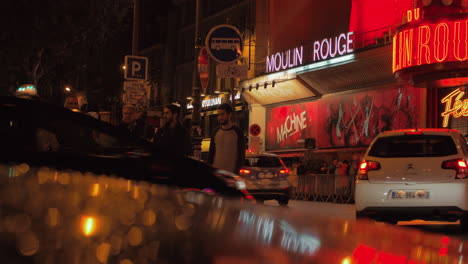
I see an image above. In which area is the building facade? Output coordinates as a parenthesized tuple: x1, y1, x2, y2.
(240, 0, 467, 167)
(140, 0, 467, 165)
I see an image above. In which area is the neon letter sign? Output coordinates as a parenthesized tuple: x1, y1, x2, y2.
(313, 32, 354, 62)
(265, 31, 354, 73)
(440, 88, 468, 127)
(393, 18, 468, 73)
(276, 111, 307, 143)
(266, 46, 303, 73)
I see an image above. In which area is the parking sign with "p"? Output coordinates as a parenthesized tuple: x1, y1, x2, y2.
(124, 55, 148, 81)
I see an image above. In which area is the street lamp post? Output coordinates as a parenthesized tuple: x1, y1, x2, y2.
(191, 0, 202, 160)
(132, 0, 140, 55)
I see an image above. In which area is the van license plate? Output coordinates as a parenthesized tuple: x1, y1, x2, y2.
(391, 190, 430, 199)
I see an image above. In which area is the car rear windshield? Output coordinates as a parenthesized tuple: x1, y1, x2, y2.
(245, 156, 283, 167)
(368, 135, 458, 157)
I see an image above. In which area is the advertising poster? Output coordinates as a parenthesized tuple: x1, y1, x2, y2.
(265, 101, 316, 150)
(316, 86, 424, 148)
(265, 86, 425, 151)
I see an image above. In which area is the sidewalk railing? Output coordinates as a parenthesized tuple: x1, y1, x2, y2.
(291, 174, 355, 204)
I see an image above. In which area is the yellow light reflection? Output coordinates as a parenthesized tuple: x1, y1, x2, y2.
(82, 216, 96, 236)
(341, 257, 351, 264)
(133, 186, 139, 199)
(91, 183, 100, 197)
(343, 221, 349, 235)
(127, 180, 131, 192)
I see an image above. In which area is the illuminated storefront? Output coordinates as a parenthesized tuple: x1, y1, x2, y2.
(187, 92, 247, 139)
(240, 0, 467, 157)
(392, 4, 468, 136)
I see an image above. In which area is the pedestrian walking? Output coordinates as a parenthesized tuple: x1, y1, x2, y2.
(118, 104, 147, 139)
(208, 103, 245, 174)
(152, 104, 192, 156)
(318, 161, 328, 174)
(328, 158, 338, 175)
(347, 153, 360, 195)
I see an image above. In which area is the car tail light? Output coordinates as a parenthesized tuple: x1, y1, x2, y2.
(357, 160, 381, 180)
(405, 131, 423, 135)
(279, 168, 290, 174)
(442, 159, 468, 179)
(239, 169, 251, 174)
(240, 190, 255, 203)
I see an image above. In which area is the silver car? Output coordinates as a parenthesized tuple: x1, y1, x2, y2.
(239, 152, 292, 205)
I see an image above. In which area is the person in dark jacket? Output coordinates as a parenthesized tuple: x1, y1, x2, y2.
(208, 103, 245, 174)
(152, 103, 192, 156)
(118, 104, 147, 139)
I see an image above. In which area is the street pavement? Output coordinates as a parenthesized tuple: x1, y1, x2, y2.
(263, 199, 468, 240)
(263, 199, 355, 220)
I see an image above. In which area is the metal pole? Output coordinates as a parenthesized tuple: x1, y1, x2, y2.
(191, 0, 202, 160)
(132, 0, 140, 55)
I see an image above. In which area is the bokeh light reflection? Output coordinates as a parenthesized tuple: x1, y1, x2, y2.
(96, 243, 111, 263)
(81, 216, 96, 237)
(128, 227, 143, 246)
(17, 231, 40, 256)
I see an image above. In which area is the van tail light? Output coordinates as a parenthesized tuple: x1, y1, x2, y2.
(279, 168, 290, 174)
(442, 159, 468, 179)
(239, 169, 251, 174)
(357, 160, 381, 180)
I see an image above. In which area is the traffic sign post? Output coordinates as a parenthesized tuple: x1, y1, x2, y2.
(123, 81, 146, 93)
(216, 64, 247, 79)
(205, 25, 243, 64)
(124, 55, 148, 81)
(249, 124, 261, 137)
(122, 92, 146, 107)
(198, 47, 210, 93)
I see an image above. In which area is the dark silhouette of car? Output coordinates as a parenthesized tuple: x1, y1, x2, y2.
(0, 96, 251, 199)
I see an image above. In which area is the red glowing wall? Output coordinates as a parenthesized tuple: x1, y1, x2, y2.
(349, 0, 414, 33)
(265, 86, 425, 151)
(268, 0, 351, 54)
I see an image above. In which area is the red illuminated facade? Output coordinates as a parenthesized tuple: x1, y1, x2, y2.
(265, 86, 425, 151)
(240, 0, 468, 157)
(393, 12, 468, 75)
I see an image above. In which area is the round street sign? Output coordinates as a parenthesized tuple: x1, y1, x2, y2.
(249, 124, 261, 137)
(205, 24, 243, 64)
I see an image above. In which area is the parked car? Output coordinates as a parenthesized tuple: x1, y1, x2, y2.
(355, 128, 468, 228)
(239, 152, 291, 205)
(0, 96, 252, 200)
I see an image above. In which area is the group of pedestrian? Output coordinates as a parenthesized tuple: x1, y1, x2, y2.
(318, 154, 360, 177)
(118, 102, 245, 174)
(316, 154, 360, 195)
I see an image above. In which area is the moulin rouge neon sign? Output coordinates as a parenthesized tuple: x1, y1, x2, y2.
(266, 32, 354, 73)
(441, 88, 468, 127)
(393, 10, 468, 73)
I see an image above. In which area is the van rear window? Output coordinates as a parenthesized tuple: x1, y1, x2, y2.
(368, 135, 458, 157)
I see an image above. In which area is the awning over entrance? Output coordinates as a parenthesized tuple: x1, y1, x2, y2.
(241, 78, 318, 105)
(298, 45, 396, 95)
(240, 45, 398, 106)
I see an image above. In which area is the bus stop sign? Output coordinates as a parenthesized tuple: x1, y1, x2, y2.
(205, 25, 243, 64)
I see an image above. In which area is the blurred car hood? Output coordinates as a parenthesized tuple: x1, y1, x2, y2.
(0, 163, 465, 264)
